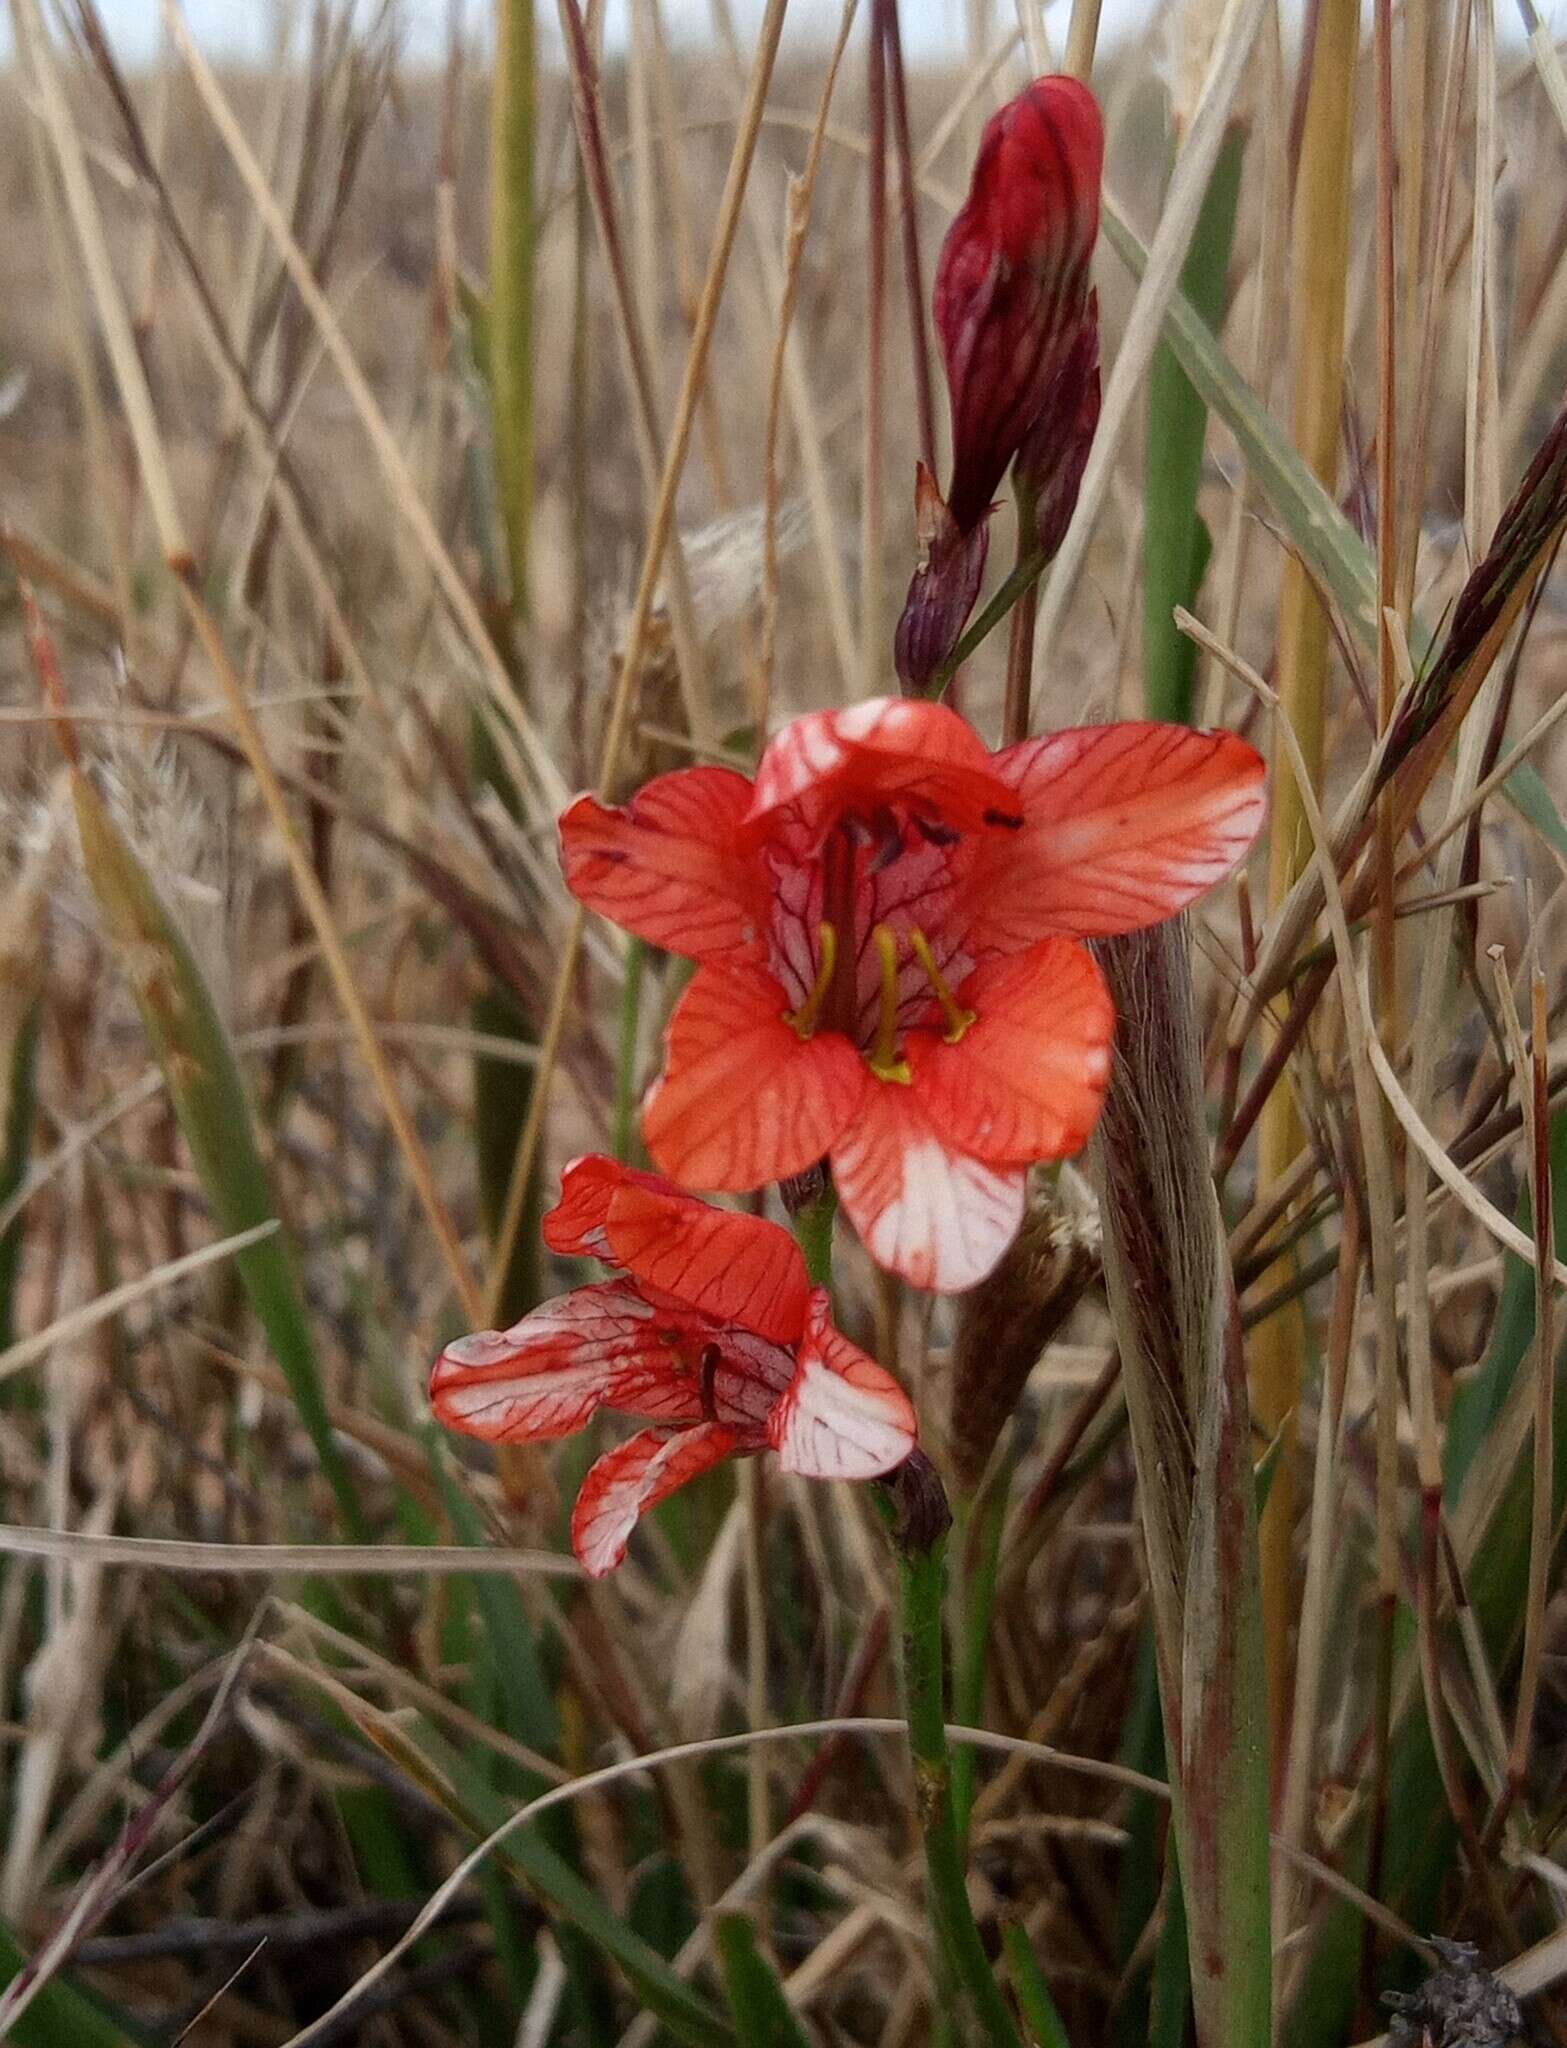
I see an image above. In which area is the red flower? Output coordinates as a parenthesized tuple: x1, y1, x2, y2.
(431, 1156, 917, 1577)
(561, 699, 1265, 1292)
(937, 75, 1103, 532)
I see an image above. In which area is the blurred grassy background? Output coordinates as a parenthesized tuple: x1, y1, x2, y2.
(2, 1, 1567, 2043)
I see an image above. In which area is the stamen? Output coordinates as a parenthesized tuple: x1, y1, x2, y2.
(911, 929, 977, 1045)
(786, 923, 838, 1039)
(868, 925, 912, 1084)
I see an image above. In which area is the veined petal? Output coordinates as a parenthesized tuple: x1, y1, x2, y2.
(908, 939, 1113, 1164)
(972, 723, 1266, 947)
(559, 766, 763, 959)
(831, 1088, 1027, 1291)
(644, 963, 869, 1191)
(544, 1155, 811, 1343)
(746, 697, 1016, 841)
(430, 1280, 701, 1441)
(769, 1289, 918, 1479)
(571, 1423, 739, 1577)
(543, 1154, 674, 1261)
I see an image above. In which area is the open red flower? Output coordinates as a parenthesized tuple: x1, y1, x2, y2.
(561, 699, 1265, 1292)
(431, 1155, 917, 1576)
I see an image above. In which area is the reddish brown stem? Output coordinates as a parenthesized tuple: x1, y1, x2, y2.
(881, 0, 936, 473)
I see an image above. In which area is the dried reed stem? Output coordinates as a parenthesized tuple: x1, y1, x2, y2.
(1252, 0, 1358, 1756)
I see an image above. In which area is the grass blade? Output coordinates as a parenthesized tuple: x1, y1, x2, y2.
(1142, 124, 1243, 725)
(1001, 1923, 1070, 2048)
(715, 1914, 813, 2048)
(69, 765, 367, 1536)
(0, 1923, 145, 2048)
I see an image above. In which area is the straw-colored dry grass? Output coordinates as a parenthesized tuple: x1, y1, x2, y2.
(2, 3, 1567, 2044)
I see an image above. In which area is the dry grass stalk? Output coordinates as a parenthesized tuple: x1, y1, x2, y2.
(1032, 0, 1270, 678)
(1088, 918, 1270, 2047)
(1251, 0, 1359, 1754)
(948, 1170, 1101, 1492)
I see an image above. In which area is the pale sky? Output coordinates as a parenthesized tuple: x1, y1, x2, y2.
(0, 3, 1544, 94)
(0, 0, 1158, 69)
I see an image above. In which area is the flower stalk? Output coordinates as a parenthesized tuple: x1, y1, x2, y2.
(785, 1176, 839, 1290)
(882, 1458, 1021, 2048)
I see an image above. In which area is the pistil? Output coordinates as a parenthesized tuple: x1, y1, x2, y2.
(911, 929, 976, 1044)
(868, 925, 912, 1084)
(786, 922, 839, 1039)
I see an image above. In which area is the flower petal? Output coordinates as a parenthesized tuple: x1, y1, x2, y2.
(831, 1087, 1027, 1291)
(559, 766, 763, 959)
(543, 1154, 675, 1261)
(972, 723, 1266, 947)
(769, 1289, 918, 1478)
(430, 1281, 701, 1441)
(746, 697, 1016, 842)
(544, 1155, 811, 1343)
(571, 1423, 739, 1577)
(908, 939, 1113, 1164)
(644, 963, 869, 1191)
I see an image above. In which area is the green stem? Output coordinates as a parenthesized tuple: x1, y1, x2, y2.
(896, 1530, 1023, 2048)
(951, 1464, 1010, 1854)
(790, 1186, 838, 1289)
(1002, 481, 1040, 744)
(1002, 1924, 1070, 2048)
(613, 938, 647, 1164)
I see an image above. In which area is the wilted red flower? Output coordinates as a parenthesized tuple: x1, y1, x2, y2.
(896, 75, 1104, 689)
(560, 698, 1265, 1292)
(431, 1155, 917, 1576)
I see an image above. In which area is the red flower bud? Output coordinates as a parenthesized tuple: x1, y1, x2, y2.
(934, 76, 1103, 533)
(1015, 294, 1100, 562)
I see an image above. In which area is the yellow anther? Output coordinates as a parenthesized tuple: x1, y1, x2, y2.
(786, 923, 838, 1039)
(867, 925, 912, 1084)
(911, 929, 976, 1045)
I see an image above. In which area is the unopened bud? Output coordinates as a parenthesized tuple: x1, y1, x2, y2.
(1015, 296, 1100, 563)
(935, 76, 1104, 533)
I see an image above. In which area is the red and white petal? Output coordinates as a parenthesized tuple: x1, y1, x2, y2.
(643, 963, 869, 1192)
(830, 1088, 1027, 1292)
(972, 723, 1266, 948)
(542, 1155, 810, 1342)
(746, 697, 1016, 842)
(430, 1281, 702, 1441)
(769, 1289, 917, 1479)
(600, 1179, 810, 1344)
(571, 1423, 739, 1577)
(907, 939, 1113, 1164)
(559, 767, 764, 959)
(543, 1153, 676, 1261)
